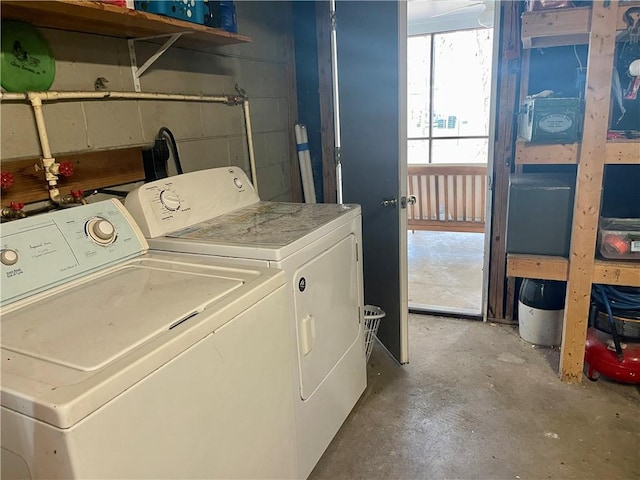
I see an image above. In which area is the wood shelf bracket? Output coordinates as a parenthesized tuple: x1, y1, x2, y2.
(128, 32, 192, 92)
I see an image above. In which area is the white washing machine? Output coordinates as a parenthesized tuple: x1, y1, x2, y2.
(125, 167, 367, 479)
(0, 199, 296, 479)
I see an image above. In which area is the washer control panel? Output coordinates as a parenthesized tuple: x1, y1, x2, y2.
(125, 166, 260, 238)
(1, 199, 148, 307)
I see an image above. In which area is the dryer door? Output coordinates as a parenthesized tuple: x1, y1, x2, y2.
(294, 234, 362, 400)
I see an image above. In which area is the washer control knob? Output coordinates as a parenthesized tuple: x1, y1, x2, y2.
(92, 219, 115, 241)
(160, 190, 181, 211)
(86, 218, 116, 244)
(1, 249, 18, 266)
(233, 177, 243, 189)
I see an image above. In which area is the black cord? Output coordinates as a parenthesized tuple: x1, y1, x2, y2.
(158, 127, 183, 175)
(592, 285, 640, 362)
(594, 285, 624, 362)
(96, 189, 128, 198)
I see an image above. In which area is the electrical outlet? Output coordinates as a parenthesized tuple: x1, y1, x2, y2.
(142, 138, 170, 182)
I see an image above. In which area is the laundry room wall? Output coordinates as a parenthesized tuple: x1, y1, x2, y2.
(0, 1, 296, 202)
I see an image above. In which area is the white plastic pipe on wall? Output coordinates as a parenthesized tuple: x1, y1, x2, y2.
(1, 91, 231, 102)
(27, 94, 60, 199)
(0, 90, 258, 201)
(294, 124, 316, 203)
(242, 99, 259, 195)
(27, 95, 52, 159)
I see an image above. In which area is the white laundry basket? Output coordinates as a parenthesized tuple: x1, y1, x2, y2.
(363, 305, 386, 361)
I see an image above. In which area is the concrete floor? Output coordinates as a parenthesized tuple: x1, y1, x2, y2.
(408, 231, 484, 315)
(311, 315, 640, 480)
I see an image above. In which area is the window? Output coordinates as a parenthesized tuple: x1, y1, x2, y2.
(408, 29, 493, 164)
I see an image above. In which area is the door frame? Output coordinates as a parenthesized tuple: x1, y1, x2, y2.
(309, 2, 516, 326)
(482, 4, 502, 322)
(398, 0, 409, 362)
(403, 18, 497, 320)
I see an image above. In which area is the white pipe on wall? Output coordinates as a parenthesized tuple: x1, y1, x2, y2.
(1, 90, 256, 202)
(242, 99, 259, 195)
(27, 95, 53, 159)
(294, 124, 316, 203)
(27, 94, 61, 200)
(2, 91, 232, 102)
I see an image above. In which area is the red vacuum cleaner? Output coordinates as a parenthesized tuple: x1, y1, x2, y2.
(584, 285, 640, 384)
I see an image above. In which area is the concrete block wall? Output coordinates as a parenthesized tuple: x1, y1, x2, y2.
(0, 1, 295, 202)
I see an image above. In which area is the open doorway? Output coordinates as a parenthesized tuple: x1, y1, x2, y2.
(406, 3, 494, 317)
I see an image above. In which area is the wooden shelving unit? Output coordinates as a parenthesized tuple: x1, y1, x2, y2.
(0, 0, 251, 53)
(521, 4, 630, 48)
(508, 1, 640, 383)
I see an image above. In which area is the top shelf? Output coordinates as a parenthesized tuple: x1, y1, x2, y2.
(0, 0, 251, 53)
(521, 3, 638, 49)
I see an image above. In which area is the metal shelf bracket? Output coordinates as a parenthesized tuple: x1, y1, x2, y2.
(128, 32, 191, 92)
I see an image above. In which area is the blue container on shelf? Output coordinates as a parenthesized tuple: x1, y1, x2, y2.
(204, 1, 237, 33)
(134, 0, 205, 25)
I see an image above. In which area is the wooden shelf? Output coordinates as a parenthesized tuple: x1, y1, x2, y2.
(507, 254, 569, 281)
(515, 141, 578, 165)
(605, 140, 640, 165)
(507, 254, 640, 287)
(521, 3, 637, 49)
(593, 259, 640, 287)
(515, 140, 640, 165)
(0, 1, 251, 53)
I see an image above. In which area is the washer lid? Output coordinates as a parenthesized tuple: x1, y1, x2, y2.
(1, 254, 284, 429)
(1, 261, 243, 372)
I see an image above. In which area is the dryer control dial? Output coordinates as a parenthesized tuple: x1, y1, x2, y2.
(1, 249, 18, 266)
(86, 218, 116, 245)
(160, 190, 181, 211)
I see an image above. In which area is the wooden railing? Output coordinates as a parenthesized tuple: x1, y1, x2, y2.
(408, 164, 487, 233)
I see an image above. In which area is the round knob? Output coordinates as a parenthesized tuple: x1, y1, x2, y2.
(58, 161, 74, 177)
(70, 189, 84, 200)
(233, 177, 243, 189)
(92, 219, 115, 241)
(1, 249, 18, 266)
(10, 201, 24, 212)
(86, 218, 116, 245)
(160, 190, 181, 211)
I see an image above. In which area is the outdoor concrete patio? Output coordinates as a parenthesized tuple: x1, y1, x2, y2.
(408, 230, 484, 316)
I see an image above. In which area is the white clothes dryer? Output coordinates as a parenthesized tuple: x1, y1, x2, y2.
(0, 200, 296, 479)
(125, 167, 367, 479)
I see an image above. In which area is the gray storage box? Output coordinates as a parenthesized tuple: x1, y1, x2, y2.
(506, 174, 576, 257)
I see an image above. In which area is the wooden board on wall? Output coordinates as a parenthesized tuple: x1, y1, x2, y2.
(1, 147, 145, 206)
